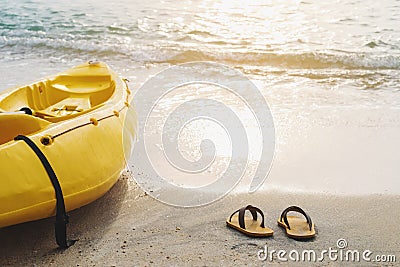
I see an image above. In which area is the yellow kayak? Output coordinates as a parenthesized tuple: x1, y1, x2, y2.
(0, 62, 135, 245)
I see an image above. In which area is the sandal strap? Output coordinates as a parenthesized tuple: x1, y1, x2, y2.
(280, 206, 312, 231)
(229, 205, 265, 230)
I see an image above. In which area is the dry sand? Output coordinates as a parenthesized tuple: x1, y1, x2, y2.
(1, 172, 399, 266)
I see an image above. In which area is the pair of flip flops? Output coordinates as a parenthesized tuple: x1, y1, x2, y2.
(226, 205, 315, 239)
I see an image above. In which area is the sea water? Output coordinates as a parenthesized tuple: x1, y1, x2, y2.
(1, 0, 399, 195)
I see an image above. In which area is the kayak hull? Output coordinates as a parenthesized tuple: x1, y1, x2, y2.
(0, 62, 135, 228)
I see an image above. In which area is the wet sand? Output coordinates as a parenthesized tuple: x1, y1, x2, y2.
(0, 172, 399, 266)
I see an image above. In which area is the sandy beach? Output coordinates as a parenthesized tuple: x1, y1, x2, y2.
(1, 91, 399, 266)
(0, 171, 399, 266)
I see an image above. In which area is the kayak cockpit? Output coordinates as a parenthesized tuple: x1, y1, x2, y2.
(0, 62, 116, 122)
(0, 113, 50, 145)
(0, 62, 117, 145)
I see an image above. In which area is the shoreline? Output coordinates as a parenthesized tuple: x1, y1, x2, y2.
(1, 173, 399, 266)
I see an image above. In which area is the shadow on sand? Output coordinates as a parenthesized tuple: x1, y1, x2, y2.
(0, 176, 129, 265)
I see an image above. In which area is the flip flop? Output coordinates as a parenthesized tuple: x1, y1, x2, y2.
(278, 206, 316, 239)
(226, 205, 273, 237)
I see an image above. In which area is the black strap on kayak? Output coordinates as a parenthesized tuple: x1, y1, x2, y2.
(14, 135, 76, 249)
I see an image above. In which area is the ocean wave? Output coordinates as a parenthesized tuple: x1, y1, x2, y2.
(161, 50, 400, 70)
(1, 34, 399, 70)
